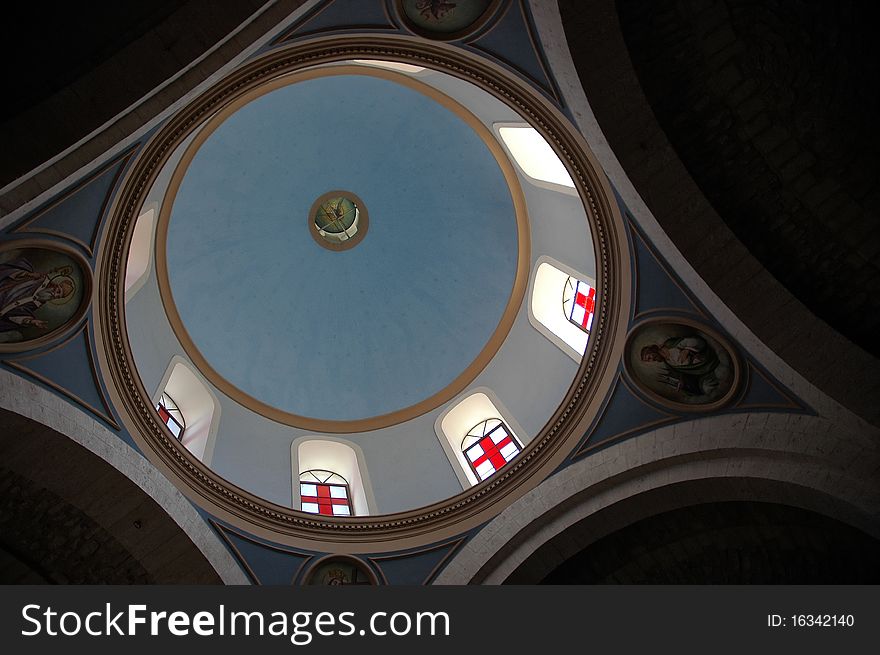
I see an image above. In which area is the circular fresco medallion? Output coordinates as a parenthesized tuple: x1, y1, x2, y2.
(624, 318, 740, 411)
(302, 555, 378, 586)
(396, 0, 501, 40)
(0, 240, 91, 353)
(308, 191, 369, 251)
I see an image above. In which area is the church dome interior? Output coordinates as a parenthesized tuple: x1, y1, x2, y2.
(0, 0, 877, 586)
(123, 55, 595, 514)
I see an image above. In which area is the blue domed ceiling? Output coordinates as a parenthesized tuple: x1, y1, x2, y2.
(163, 71, 520, 423)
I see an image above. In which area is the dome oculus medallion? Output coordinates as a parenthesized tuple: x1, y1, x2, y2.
(309, 191, 368, 251)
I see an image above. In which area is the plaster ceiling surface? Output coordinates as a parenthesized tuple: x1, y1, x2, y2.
(164, 72, 519, 422)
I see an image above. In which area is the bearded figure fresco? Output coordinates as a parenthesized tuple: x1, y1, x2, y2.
(626, 321, 738, 408)
(0, 245, 88, 348)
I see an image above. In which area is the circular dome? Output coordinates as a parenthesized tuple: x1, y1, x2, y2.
(103, 37, 625, 550)
(158, 67, 526, 429)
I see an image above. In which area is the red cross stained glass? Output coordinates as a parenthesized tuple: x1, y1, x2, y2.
(462, 419, 521, 482)
(564, 277, 596, 333)
(299, 470, 353, 517)
(156, 393, 184, 440)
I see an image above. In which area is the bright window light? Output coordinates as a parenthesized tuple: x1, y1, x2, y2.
(156, 362, 219, 462)
(437, 391, 527, 488)
(499, 126, 575, 188)
(531, 262, 593, 359)
(125, 208, 155, 297)
(353, 59, 426, 74)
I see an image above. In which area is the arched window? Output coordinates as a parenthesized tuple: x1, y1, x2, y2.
(155, 359, 220, 464)
(461, 418, 522, 482)
(435, 389, 527, 488)
(299, 469, 353, 517)
(562, 276, 597, 333)
(293, 439, 376, 516)
(156, 392, 185, 440)
(124, 205, 156, 300)
(529, 258, 596, 362)
(496, 124, 576, 192)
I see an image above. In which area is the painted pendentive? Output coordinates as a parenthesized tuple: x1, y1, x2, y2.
(302, 555, 378, 585)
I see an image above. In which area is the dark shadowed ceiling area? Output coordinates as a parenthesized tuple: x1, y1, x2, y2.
(1, 1, 186, 123)
(539, 502, 880, 584)
(0, 408, 222, 584)
(0, 0, 269, 186)
(613, 0, 880, 355)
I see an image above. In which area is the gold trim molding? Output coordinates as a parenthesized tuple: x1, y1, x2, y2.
(153, 64, 530, 433)
(95, 34, 631, 552)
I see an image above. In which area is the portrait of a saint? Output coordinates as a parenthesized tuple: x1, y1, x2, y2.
(0, 246, 87, 347)
(627, 321, 737, 408)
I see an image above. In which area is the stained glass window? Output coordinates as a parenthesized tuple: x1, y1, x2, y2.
(562, 276, 596, 333)
(156, 392, 185, 440)
(461, 418, 521, 482)
(299, 469, 353, 517)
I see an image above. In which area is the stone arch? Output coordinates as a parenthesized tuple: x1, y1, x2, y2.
(434, 411, 880, 583)
(527, 0, 880, 424)
(0, 368, 248, 583)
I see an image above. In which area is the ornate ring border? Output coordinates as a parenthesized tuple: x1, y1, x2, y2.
(95, 34, 630, 552)
(308, 190, 370, 252)
(622, 315, 743, 414)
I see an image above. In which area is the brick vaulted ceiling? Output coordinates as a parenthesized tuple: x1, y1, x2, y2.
(612, 0, 880, 356)
(0, 408, 222, 584)
(559, 0, 880, 423)
(538, 502, 880, 584)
